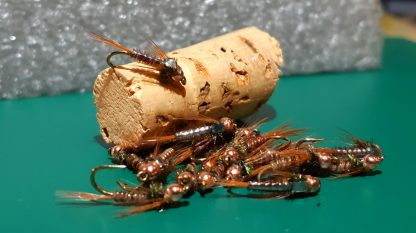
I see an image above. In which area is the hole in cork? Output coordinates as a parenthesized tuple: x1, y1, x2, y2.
(220, 47, 226, 53)
(236, 57, 243, 62)
(224, 101, 233, 112)
(230, 63, 249, 82)
(125, 79, 133, 87)
(236, 70, 248, 81)
(128, 90, 135, 96)
(222, 82, 230, 99)
(102, 128, 109, 138)
(233, 91, 240, 96)
(198, 102, 210, 111)
(199, 82, 210, 97)
(231, 50, 243, 62)
(156, 115, 170, 127)
(265, 62, 272, 79)
(239, 95, 250, 102)
(230, 63, 237, 73)
(235, 70, 247, 76)
(171, 52, 179, 54)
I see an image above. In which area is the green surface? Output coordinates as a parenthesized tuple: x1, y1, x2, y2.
(1, 38, 415, 233)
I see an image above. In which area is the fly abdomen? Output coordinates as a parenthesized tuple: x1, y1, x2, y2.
(155, 147, 175, 165)
(248, 179, 291, 192)
(121, 154, 144, 173)
(113, 191, 151, 205)
(249, 175, 320, 194)
(244, 136, 268, 152)
(269, 155, 299, 171)
(175, 125, 219, 141)
(335, 147, 373, 158)
(130, 49, 163, 67)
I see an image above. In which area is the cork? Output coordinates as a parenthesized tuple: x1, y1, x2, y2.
(93, 27, 283, 147)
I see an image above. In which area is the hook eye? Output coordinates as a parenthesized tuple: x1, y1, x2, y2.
(137, 171, 149, 182)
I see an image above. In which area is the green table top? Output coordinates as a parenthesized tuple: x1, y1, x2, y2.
(1, 38, 415, 233)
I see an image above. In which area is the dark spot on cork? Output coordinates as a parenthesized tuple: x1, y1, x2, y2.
(220, 47, 226, 52)
(222, 82, 231, 99)
(125, 79, 133, 87)
(230, 63, 238, 73)
(128, 90, 135, 96)
(235, 56, 243, 63)
(238, 36, 258, 53)
(229, 63, 249, 82)
(171, 51, 179, 54)
(198, 101, 210, 111)
(235, 70, 247, 76)
(199, 81, 210, 97)
(265, 62, 272, 79)
(102, 128, 109, 138)
(233, 91, 240, 96)
(224, 101, 233, 112)
(230, 49, 244, 63)
(188, 58, 209, 76)
(239, 95, 250, 103)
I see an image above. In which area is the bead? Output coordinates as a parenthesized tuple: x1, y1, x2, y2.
(201, 159, 216, 170)
(198, 171, 216, 189)
(164, 184, 183, 202)
(222, 147, 239, 166)
(177, 171, 196, 188)
(220, 117, 236, 134)
(137, 160, 161, 182)
(363, 154, 382, 170)
(225, 165, 242, 180)
(305, 175, 320, 193)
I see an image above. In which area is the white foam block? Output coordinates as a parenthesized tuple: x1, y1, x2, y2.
(0, 0, 382, 98)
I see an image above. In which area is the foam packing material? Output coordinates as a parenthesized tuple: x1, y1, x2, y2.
(0, 0, 383, 99)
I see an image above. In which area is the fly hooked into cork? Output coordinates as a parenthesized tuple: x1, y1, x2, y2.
(89, 32, 186, 86)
